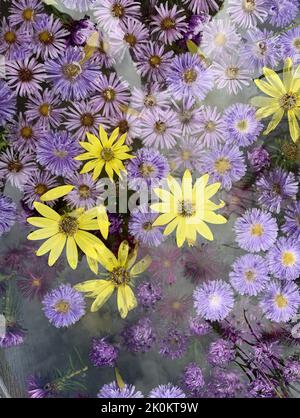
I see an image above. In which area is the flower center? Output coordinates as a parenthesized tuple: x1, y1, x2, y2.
(34, 183, 48, 196)
(80, 113, 94, 127)
(205, 121, 216, 132)
(183, 69, 198, 84)
(124, 33, 137, 47)
(279, 92, 298, 110)
(282, 251, 296, 267)
(275, 294, 288, 309)
(4, 31, 17, 43)
(257, 41, 267, 55)
(54, 149, 68, 158)
(243, 0, 256, 12)
(293, 38, 300, 50)
(20, 126, 33, 139)
(149, 55, 161, 67)
(140, 163, 155, 176)
(144, 94, 156, 107)
(226, 67, 239, 79)
(143, 221, 153, 231)
(39, 103, 50, 116)
(38, 31, 54, 44)
(244, 270, 256, 282)
(214, 33, 227, 46)
(59, 216, 78, 236)
(63, 63, 82, 80)
(161, 17, 176, 30)
(118, 119, 129, 134)
(22, 8, 34, 21)
(31, 277, 41, 287)
(178, 200, 195, 217)
(172, 301, 182, 310)
(102, 87, 116, 102)
(236, 119, 248, 131)
(272, 183, 281, 194)
(101, 147, 114, 161)
(180, 110, 192, 124)
(110, 267, 130, 285)
(8, 160, 23, 172)
(164, 259, 171, 267)
(55, 300, 70, 313)
(112, 3, 124, 18)
(154, 121, 167, 133)
(214, 158, 231, 174)
(78, 184, 91, 198)
(281, 143, 298, 161)
(181, 150, 191, 161)
(209, 294, 221, 307)
(18, 68, 33, 82)
(250, 223, 264, 237)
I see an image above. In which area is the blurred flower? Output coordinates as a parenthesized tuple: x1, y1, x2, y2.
(282, 201, 300, 241)
(208, 339, 236, 366)
(227, 0, 267, 29)
(149, 383, 186, 398)
(202, 19, 240, 59)
(89, 337, 118, 367)
(194, 105, 224, 148)
(0, 80, 16, 125)
(159, 327, 188, 359)
(0, 195, 16, 237)
(267, 237, 300, 281)
(97, 381, 143, 398)
(183, 245, 222, 284)
(121, 317, 156, 353)
(247, 146, 270, 172)
(182, 362, 204, 396)
(188, 316, 212, 336)
(211, 55, 251, 95)
(0, 320, 26, 348)
(136, 281, 162, 310)
(266, 0, 298, 28)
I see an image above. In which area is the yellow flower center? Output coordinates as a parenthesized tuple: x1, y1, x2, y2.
(250, 223, 264, 237)
(164, 260, 171, 267)
(279, 92, 298, 110)
(21, 126, 33, 139)
(183, 69, 198, 84)
(144, 94, 156, 107)
(22, 8, 34, 21)
(55, 300, 70, 313)
(149, 55, 161, 68)
(34, 183, 48, 196)
(59, 216, 78, 236)
(4, 31, 17, 43)
(226, 67, 239, 79)
(102, 88, 116, 102)
(293, 38, 300, 50)
(161, 17, 176, 30)
(80, 113, 94, 127)
(31, 277, 41, 287)
(78, 185, 91, 199)
(38, 31, 54, 44)
(155, 121, 167, 133)
(282, 251, 296, 267)
(214, 33, 227, 46)
(243, 0, 256, 12)
(63, 63, 82, 80)
(178, 200, 195, 217)
(275, 294, 288, 309)
(140, 163, 155, 176)
(205, 121, 216, 132)
(112, 3, 124, 17)
(110, 267, 130, 285)
(101, 147, 114, 161)
(244, 270, 256, 282)
(172, 301, 182, 310)
(181, 150, 191, 161)
(124, 33, 137, 47)
(39, 103, 50, 116)
(214, 158, 231, 174)
(236, 119, 248, 131)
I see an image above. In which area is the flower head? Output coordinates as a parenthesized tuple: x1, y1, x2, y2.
(89, 337, 118, 367)
(208, 339, 236, 366)
(0, 195, 16, 236)
(149, 383, 186, 398)
(267, 237, 300, 281)
(97, 381, 143, 398)
(182, 363, 204, 396)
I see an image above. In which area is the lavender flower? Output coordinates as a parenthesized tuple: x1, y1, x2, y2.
(69, 18, 95, 46)
(108, 213, 123, 234)
(27, 375, 56, 398)
(151, 3, 187, 45)
(208, 339, 236, 366)
(172, 98, 203, 138)
(182, 363, 204, 396)
(247, 147, 270, 172)
(267, 237, 300, 281)
(42, 284, 86, 328)
(159, 328, 188, 360)
(128, 209, 164, 248)
(65, 173, 104, 210)
(227, 0, 268, 29)
(131, 83, 170, 114)
(211, 55, 251, 95)
(23, 171, 58, 209)
(188, 316, 212, 336)
(149, 383, 186, 398)
(89, 337, 118, 367)
(168, 137, 203, 172)
(0, 321, 26, 348)
(9, 114, 43, 153)
(121, 317, 156, 353)
(6, 56, 45, 97)
(184, 0, 218, 14)
(62, 0, 94, 13)
(194, 106, 224, 148)
(92, 0, 141, 31)
(283, 358, 300, 383)
(8, 0, 44, 33)
(18, 266, 51, 300)
(281, 27, 300, 65)
(248, 377, 276, 398)
(201, 19, 241, 59)
(110, 111, 141, 145)
(282, 201, 300, 240)
(135, 42, 174, 83)
(182, 12, 210, 45)
(0, 80, 16, 125)
(97, 382, 143, 398)
(266, 0, 298, 28)
(0, 148, 35, 190)
(0, 195, 16, 236)
(0, 18, 30, 60)
(136, 281, 162, 310)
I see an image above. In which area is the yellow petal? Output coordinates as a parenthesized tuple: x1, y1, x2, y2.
(251, 96, 278, 109)
(40, 185, 74, 202)
(262, 67, 285, 95)
(96, 242, 118, 271)
(202, 211, 227, 225)
(108, 127, 120, 146)
(167, 175, 182, 200)
(264, 108, 284, 135)
(75, 152, 94, 161)
(288, 110, 300, 142)
(130, 255, 152, 276)
(27, 227, 59, 240)
(152, 213, 176, 226)
(27, 217, 58, 228)
(92, 160, 105, 180)
(254, 79, 282, 98)
(117, 285, 137, 319)
(79, 141, 99, 153)
(74, 279, 108, 293)
(86, 132, 101, 147)
(163, 217, 179, 235)
(182, 169, 193, 201)
(33, 202, 60, 221)
(195, 220, 214, 241)
(256, 106, 277, 120)
(36, 233, 63, 256)
(105, 163, 114, 181)
(74, 230, 100, 260)
(118, 241, 129, 266)
(48, 234, 67, 266)
(176, 218, 186, 248)
(204, 182, 221, 200)
(96, 205, 110, 239)
(91, 281, 115, 312)
(283, 58, 293, 91)
(86, 256, 98, 274)
(80, 160, 98, 174)
(66, 236, 78, 270)
(99, 125, 109, 146)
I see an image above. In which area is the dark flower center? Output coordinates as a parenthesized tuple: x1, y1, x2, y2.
(280, 92, 298, 110)
(34, 183, 48, 196)
(20, 126, 33, 139)
(257, 41, 267, 55)
(112, 3, 124, 18)
(178, 200, 195, 217)
(243, 0, 256, 12)
(281, 142, 298, 161)
(63, 63, 82, 80)
(102, 88, 116, 102)
(38, 31, 54, 44)
(78, 184, 91, 198)
(118, 119, 129, 134)
(39, 103, 50, 116)
(8, 160, 23, 172)
(101, 147, 114, 161)
(140, 163, 155, 176)
(22, 8, 34, 21)
(4, 31, 17, 43)
(154, 121, 166, 133)
(149, 55, 161, 68)
(226, 67, 239, 79)
(161, 17, 176, 30)
(59, 216, 78, 236)
(110, 267, 130, 285)
(272, 183, 281, 194)
(144, 94, 156, 107)
(81, 113, 94, 127)
(183, 69, 198, 84)
(55, 300, 70, 313)
(124, 33, 137, 47)
(143, 222, 153, 231)
(18, 68, 33, 82)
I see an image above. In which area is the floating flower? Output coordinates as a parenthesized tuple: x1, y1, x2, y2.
(121, 317, 156, 353)
(201, 19, 241, 59)
(149, 383, 186, 398)
(89, 337, 118, 367)
(267, 237, 300, 281)
(208, 339, 236, 366)
(0, 195, 17, 236)
(182, 363, 205, 396)
(227, 0, 268, 29)
(151, 3, 187, 45)
(97, 381, 144, 398)
(282, 201, 300, 241)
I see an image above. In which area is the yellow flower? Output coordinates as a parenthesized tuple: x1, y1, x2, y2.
(252, 58, 300, 142)
(75, 125, 134, 181)
(74, 241, 151, 319)
(150, 169, 227, 248)
(27, 202, 105, 270)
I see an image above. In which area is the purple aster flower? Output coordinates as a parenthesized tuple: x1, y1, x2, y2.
(42, 284, 86, 328)
(0, 148, 35, 190)
(248, 377, 276, 398)
(207, 369, 244, 398)
(240, 28, 280, 72)
(140, 109, 181, 149)
(227, 0, 268, 29)
(252, 342, 280, 367)
(62, 0, 95, 13)
(128, 209, 164, 248)
(92, 0, 141, 31)
(121, 317, 156, 353)
(65, 173, 105, 210)
(247, 146, 270, 172)
(25, 88, 65, 130)
(211, 55, 251, 95)
(0, 321, 26, 348)
(18, 265, 51, 300)
(234, 208, 278, 253)
(27, 374, 55, 399)
(97, 381, 143, 398)
(45, 46, 99, 101)
(64, 101, 106, 141)
(0, 80, 16, 125)
(267, 237, 300, 281)
(149, 383, 186, 398)
(266, 0, 298, 28)
(200, 144, 246, 191)
(168, 137, 203, 172)
(194, 105, 224, 148)
(159, 328, 188, 360)
(166, 52, 213, 103)
(23, 171, 58, 209)
(135, 42, 174, 83)
(108, 213, 123, 234)
(188, 316, 212, 336)
(172, 98, 203, 137)
(283, 358, 300, 383)
(201, 19, 241, 59)
(208, 339, 236, 366)
(127, 147, 169, 191)
(89, 337, 118, 367)
(282, 201, 300, 240)
(69, 18, 96, 46)
(0, 195, 17, 236)
(193, 280, 234, 321)
(0, 18, 30, 60)
(281, 27, 300, 65)
(36, 131, 81, 177)
(8, 114, 44, 153)
(131, 83, 170, 114)
(32, 14, 69, 59)
(151, 3, 187, 45)
(8, 0, 44, 33)
(260, 281, 300, 323)
(91, 72, 130, 118)
(136, 281, 162, 310)
(183, 12, 210, 45)
(230, 254, 269, 296)
(184, 0, 218, 14)
(89, 29, 116, 68)
(182, 363, 204, 396)
(222, 103, 263, 147)
(109, 111, 140, 145)
(256, 168, 298, 214)
(6, 56, 45, 97)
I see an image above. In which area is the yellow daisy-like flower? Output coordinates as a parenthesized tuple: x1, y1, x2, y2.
(74, 241, 151, 319)
(75, 125, 134, 181)
(252, 58, 300, 142)
(150, 169, 227, 248)
(27, 202, 106, 270)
